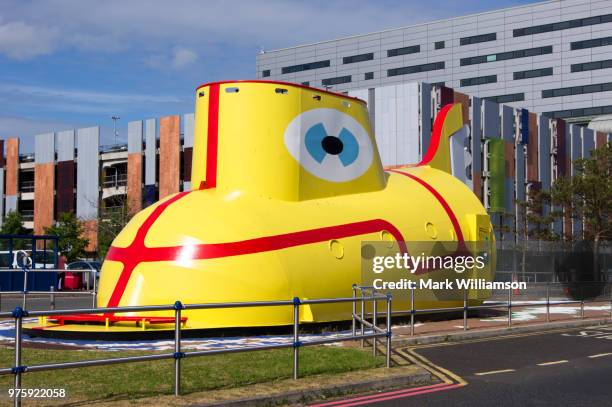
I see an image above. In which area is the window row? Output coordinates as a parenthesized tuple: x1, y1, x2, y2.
(460, 32, 496, 46)
(571, 58, 612, 72)
(571, 35, 612, 50)
(514, 13, 612, 37)
(343, 53, 373, 64)
(483, 93, 524, 104)
(387, 45, 420, 57)
(543, 104, 612, 119)
(542, 81, 612, 98)
(513, 67, 553, 80)
(321, 75, 352, 86)
(387, 61, 445, 77)
(281, 60, 331, 74)
(460, 74, 497, 87)
(460, 45, 552, 66)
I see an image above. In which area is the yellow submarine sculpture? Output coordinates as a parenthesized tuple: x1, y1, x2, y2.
(28, 80, 494, 335)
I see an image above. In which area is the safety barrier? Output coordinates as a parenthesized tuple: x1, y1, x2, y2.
(0, 293, 392, 406)
(0, 269, 97, 309)
(354, 282, 612, 336)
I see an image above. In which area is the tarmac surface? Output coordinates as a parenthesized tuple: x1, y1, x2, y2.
(313, 324, 612, 406)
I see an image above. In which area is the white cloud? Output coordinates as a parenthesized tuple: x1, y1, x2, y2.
(0, 83, 187, 113)
(145, 46, 198, 70)
(0, 21, 58, 59)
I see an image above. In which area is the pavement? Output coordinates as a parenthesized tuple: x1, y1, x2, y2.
(311, 324, 612, 406)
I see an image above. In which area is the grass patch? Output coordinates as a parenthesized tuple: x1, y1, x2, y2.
(0, 345, 383, 403)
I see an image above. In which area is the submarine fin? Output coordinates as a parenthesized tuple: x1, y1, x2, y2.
(417, 103, 471, 181)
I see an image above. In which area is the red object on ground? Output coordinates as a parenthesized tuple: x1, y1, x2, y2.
(63, 273, 82, 290)
(47, 314, 188, 326)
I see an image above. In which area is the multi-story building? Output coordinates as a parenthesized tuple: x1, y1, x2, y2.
(256, 0, 612, 123)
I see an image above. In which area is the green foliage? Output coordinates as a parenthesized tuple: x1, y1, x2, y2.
(44, 212, 89, 262)
(98, 195, 132, 259)
(0, 211, 29, 249)
(550, 142, 611, 243)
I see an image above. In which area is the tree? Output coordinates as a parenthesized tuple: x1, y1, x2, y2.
(44, 212, 89, 262)
(0, 211, 29, 249)
(550, 142, 611, 280)
(98, 195, 132, 259)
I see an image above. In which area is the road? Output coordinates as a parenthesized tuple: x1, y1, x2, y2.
(312, 324, 612, 406)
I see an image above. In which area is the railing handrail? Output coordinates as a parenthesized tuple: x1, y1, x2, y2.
(1, 292, 393, 406)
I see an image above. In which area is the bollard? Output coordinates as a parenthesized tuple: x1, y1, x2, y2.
(386, 295, 392, 368)
(360, 292, 365, 347)
(508, 288, 512, 326)
(410, 287, 415, 336)
(173, 301, 182, 396)
(372, 297, 378, 356)
(351, 285, 356, 337)
(293, 297, 300, 380)
(463, 288, 468, 331)
(546, 283, 550, 323)
(50, 286, 55, 311)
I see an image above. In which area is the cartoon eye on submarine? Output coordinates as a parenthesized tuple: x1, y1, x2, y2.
(26, 80, 494, 336)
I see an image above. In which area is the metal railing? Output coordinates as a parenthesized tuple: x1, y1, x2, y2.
(18, 181, 34, 193)
(102, 173, 127, 188)
(0, 293, 392, 406)
(355, 282, 612, 336)
(0, 269, 97, 309)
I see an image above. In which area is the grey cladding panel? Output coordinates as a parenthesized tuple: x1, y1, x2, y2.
(501, 105, 514, 142)
(56, 130, 75, 161)
(183, 113, 194, 148)
(35, 132, 55, 164)
(581, 127, 594, 159)
(145, 119, 156, 185)
(76, 127, 99, 220)
(470, 96, 482, 174)
(420, 82, 432, 158)
(128, 120, 143, 154)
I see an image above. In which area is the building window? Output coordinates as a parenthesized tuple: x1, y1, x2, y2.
(513, 67, 553, 80)
(571, 36, 612, 50)
(543, 104, 612, 119)
(387, 45, 420, 57)
(460, 75, 497, 87)
(322, 75, 352, 86)
(364, 72, 374, 80)
(434, 41, 445, 50)
(301, 81, 310, 86)
(542, 81, 612, 98)
(483, 93, 524, 104)
(343, 52, 374, 64)
(460, 32, 496, 46)
(281, 60, 330, 74)
(430, 81, 445, 87)
(460, 45, 552, 66)
(387, 61, 445, 77)
(514, 13, 612, 37)
(262, 69, 270, 77)
(571, 58, 612, 72)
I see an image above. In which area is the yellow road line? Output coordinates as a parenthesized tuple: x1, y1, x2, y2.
(537, 360, 568, 366)
(397, 347, 468, 387)
(588, 353, 612, 358)
(474, 369, 515, 376)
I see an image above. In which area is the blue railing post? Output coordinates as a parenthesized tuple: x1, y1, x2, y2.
(12, 306, 27, 407)
(292, 297, 300, 380)
(386, 294, 392, 368)
(173, 301, 183, 396)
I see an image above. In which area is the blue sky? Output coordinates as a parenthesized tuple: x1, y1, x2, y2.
(0, 0, 539, 151)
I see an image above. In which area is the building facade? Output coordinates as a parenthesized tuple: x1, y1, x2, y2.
(256, 0, 612, 122)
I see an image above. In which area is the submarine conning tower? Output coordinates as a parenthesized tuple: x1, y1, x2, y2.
(191, 80, 387, 200)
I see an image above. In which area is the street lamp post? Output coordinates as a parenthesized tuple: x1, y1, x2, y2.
(111, 115, 121, 145)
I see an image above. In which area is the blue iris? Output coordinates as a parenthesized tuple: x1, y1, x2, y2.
(304, 123, 359, 167)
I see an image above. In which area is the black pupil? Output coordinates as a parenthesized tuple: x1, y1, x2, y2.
(321, 136, 344, 155)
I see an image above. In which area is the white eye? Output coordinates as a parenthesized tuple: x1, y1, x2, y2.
(284, 108, 374, 182)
